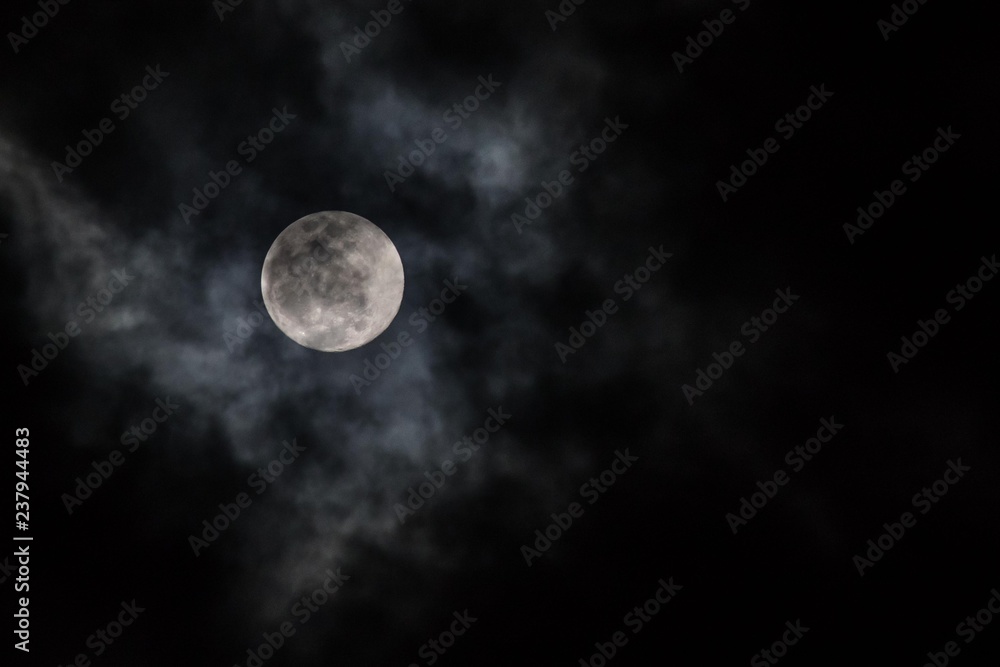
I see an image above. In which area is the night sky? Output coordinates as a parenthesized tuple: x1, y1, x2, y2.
(3, 0, 999, 665)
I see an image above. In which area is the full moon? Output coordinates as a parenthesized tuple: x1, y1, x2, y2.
(260, 211, 404, 352)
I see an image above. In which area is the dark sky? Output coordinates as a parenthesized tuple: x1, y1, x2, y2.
(3, 1, 999, 665)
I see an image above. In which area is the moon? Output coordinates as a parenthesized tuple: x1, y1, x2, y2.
(260, 211, 404, 352)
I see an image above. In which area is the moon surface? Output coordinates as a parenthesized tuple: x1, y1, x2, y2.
(261, 211, 404, 352)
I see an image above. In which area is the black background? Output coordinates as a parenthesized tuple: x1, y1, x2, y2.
(2, 0, 999, 665)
